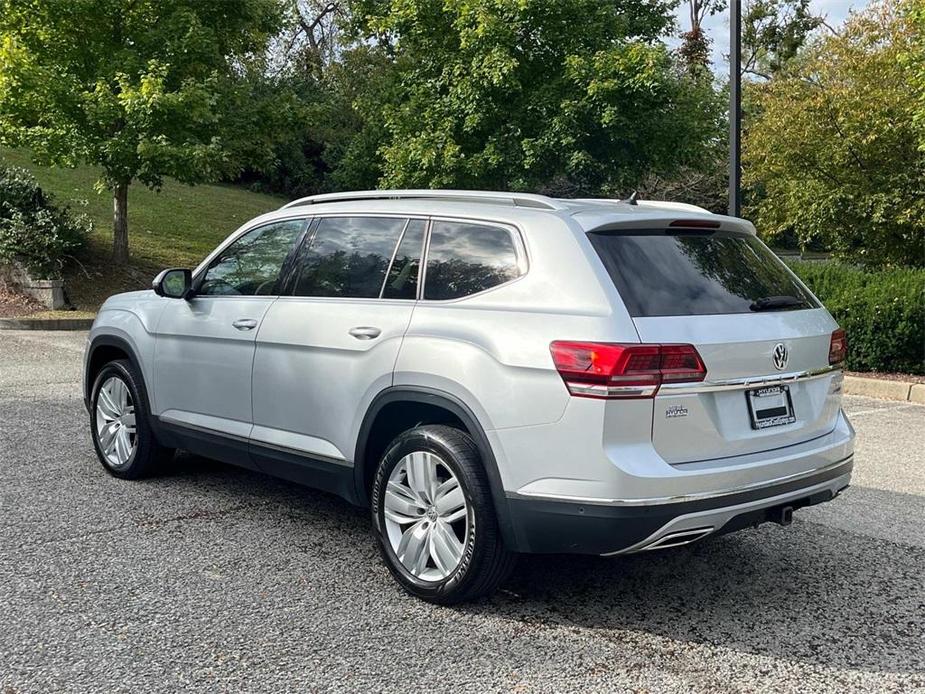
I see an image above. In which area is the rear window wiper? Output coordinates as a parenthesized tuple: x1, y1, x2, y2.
(750, 295, 806, 312)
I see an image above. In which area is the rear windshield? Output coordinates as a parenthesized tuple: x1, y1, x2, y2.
(587, 230, 818, 317)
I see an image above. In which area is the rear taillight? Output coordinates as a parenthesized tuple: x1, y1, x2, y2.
(549, 342, 706, 399)
(829, 328, 847, 365)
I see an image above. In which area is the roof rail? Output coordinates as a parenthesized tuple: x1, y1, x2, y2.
(279, 189, 567, 211)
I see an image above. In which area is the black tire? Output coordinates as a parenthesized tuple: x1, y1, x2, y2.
(89, 359, 173, 479)
(371, 424, 515, 604)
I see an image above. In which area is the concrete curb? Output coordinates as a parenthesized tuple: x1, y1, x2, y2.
(844, 375, 924, 403)
(0, 317, 94, 331)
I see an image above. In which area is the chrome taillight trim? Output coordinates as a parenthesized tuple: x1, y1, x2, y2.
(657, 365, 841, 396)
(565, 382, 659, 398)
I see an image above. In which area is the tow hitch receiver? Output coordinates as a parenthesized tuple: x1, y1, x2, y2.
(773, 505, 794, 526)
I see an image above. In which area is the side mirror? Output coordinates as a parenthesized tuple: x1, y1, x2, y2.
(153, 268, 192, 299)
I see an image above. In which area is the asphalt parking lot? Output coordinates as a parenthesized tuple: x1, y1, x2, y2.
(1, 330, 923, 693)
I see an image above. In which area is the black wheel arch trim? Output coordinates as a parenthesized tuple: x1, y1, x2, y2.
(354, 386, 516, 548)
(84, 334, 148, 413)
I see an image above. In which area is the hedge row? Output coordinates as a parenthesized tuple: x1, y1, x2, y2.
(788, 261, 924, 375)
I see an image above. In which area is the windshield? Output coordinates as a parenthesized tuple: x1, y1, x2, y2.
(587, 230, 819, 317)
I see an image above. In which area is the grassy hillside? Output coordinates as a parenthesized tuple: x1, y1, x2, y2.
(0, 147, 284, 310)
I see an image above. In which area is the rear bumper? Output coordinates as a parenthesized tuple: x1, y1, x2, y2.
(504, 455, 852, 555)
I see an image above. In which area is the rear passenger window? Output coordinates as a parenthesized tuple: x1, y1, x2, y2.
(423, 221, 522, 300)
(383, 219, 426, 300)
(292, 217, 407, 298)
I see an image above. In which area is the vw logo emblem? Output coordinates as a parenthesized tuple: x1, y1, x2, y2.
(772, 343, 789, 371)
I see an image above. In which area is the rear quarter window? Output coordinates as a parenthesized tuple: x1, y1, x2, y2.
(423, 221, 523, 300)
(587, 230, 819, 317)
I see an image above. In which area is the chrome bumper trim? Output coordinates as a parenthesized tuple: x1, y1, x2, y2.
(507, 455, 853, 507)
(658, 365, 841, 396)
(602, 470, 852, 556)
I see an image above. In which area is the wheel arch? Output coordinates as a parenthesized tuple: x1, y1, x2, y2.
(84, 334, 148, 413)
(353, 386, 515, 547)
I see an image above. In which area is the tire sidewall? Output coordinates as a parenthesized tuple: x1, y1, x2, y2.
(372, 428, 484, 601)
(89, 361, 148, 477)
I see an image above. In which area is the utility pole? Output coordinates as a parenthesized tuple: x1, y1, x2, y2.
(728, 0, 742, 217)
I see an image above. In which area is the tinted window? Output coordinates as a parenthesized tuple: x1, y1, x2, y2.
(424, 221, 521, 300)
(587, 231, 819, 317)
(199, 219, 305, 296)
(292, 217, 407, 298)
(383, 219, 426, 300)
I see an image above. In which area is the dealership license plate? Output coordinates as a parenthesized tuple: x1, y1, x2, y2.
(746, 385, 796, 430)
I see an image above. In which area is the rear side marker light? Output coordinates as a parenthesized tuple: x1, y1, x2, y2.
(549, 342, 707, 399)
(829, 328, 847, 365)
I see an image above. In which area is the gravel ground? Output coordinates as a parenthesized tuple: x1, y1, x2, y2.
(1, 330, 923, 693)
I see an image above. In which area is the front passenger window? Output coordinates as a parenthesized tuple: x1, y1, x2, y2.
(199, 219, 305, 296)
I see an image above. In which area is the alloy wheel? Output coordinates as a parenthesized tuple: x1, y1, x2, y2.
(95, 376, 137, 468)
(383, 451, 469, 582)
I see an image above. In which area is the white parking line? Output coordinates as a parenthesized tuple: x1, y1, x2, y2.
(847, 404, 922, 417)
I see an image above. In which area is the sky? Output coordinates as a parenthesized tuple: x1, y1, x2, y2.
(675, 0, 873, 72)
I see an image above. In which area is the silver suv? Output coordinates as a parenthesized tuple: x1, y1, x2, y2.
(83, 190, 854, 603)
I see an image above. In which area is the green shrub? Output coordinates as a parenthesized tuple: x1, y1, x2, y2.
(789, 261, 925, 375)
(0, 165, 90, 278)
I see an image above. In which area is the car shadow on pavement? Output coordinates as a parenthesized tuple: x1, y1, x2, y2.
(156, 455, 924, 677)
(484, 504, 925, 677)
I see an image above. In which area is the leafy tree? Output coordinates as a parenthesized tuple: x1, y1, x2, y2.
(743, 0, 924, 267)
(742, 0, 823, 79)
(903, 0, 925, 150)
(351, 0, 723, 195)
(679, 0, 726, 74)
(239, 43, 397, 198)
(0, 0, 284, 264)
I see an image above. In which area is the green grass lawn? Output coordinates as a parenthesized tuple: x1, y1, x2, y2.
(1, 147, 284, 310)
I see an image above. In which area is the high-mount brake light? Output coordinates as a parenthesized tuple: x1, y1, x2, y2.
(549, 342, 707, 399)
(829, 328, 847, 365)
(668, 219, 721, 229)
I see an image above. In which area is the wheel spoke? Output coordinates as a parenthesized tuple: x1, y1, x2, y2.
(396, 521, 429, 576)
(384, 484, 423, 524)
(100, 424, 118, 454)
(114, 378, 128, 410)
(435, 480, 465, 518)
(405, 452, 436, 503)
(97, 387, 120, 419)
(430, 520, 463, 574)
(115, 429, 130, 462)
(387, 479, 420, 505)
(442, 506, 467, 524)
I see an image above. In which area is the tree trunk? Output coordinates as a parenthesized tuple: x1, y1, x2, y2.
(112, 182, 129, 265)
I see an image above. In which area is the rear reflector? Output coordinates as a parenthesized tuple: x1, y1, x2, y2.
(549, 342, 707, 399)
(829, 328, 847, 365)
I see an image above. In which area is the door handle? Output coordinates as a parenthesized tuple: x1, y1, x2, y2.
(232, 318, 259, 331)
(348, 326, 381, 340)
